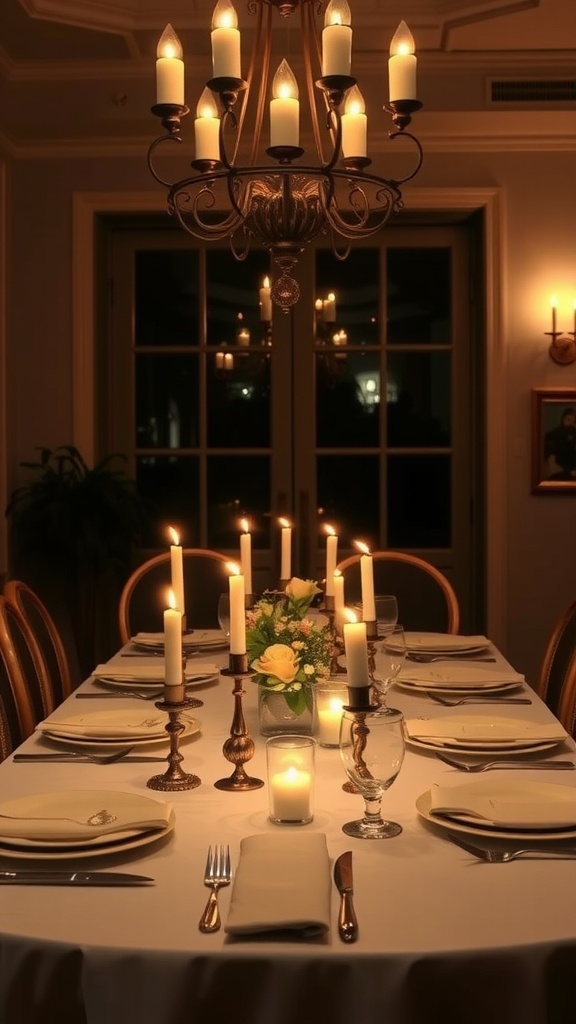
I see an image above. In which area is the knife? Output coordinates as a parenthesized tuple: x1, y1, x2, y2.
(333, 851, 358, 943)
(0, 870, 154, 886)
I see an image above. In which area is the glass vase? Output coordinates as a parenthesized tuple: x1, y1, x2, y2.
(257, 685, 313, 737)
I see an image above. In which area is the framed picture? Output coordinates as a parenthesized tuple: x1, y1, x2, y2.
(532, 387, 576, 493)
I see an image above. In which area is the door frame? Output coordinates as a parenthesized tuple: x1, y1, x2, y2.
(72, 185, 506, 646)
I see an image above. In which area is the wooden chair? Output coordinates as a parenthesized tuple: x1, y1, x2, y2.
(4, 580, 73, 708)
(335, 550, 460, 634)
(0, 595, 43, 758)
(536, 598, 576, 732)
(118, 547, 230, 645)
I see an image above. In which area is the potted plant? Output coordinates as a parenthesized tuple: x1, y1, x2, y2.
(6, 445, 149, 680)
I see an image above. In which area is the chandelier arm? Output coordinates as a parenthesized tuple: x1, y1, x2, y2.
(322, 108, 343, 173)
(245, 1, 272, 167)
(147, 133, 183, 189)
(387, 130, 424, 187)
(302, 1, 326, 163)
(170, 197, 246, 242)
(217, 108, 240, 172)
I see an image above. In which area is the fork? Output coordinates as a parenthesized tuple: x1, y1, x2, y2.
(435, 752, 576, 772)
(76, 690, 164, 702)
(407, 653, 497, 663)
(12, 746, 137, 765)
(199, 845, 232, 933)
(448, 834, 576, 862)
(427, 692, 531, 707)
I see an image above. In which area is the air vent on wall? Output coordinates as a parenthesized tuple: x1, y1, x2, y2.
(491, 79, 576, 103)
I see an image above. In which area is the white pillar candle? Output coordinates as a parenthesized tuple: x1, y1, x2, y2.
(259, 277, 272, 321)
(324, 525, 338, 597)
(343, 619, 370, 687)
(341, 85, 367, 158)
(228, 568, 246, 655)
(211, 0, 241, 78)
(194, 88, 220, 161)
(163, 592, 183, 696)
(316, 692, 346, 746)
(388, 21, 417, 102)
(333, 571, 345, 634)
(239, 518, 253, 595)
(270, 765, 312, 821)
(270, 60, 299, 148)
(156, 24, 185, 105)
(168, 526, 185, 616)
(279, 518, 292, 579)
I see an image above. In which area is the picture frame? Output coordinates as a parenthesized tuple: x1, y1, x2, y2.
(531, 387, 576, 493)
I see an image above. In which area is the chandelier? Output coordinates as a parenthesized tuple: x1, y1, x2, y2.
(148, 0, 423, 312)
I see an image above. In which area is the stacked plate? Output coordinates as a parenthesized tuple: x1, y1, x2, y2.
(36, 709, 201, 748)
(417, 778, 576, 841)
(0, 789, 175, 860)
(404, 714, 569, 756)
(92, 661, 219, 689)
(397, 664, 525, 697)
(388, 632, 491, 656)
(131, 630, 228, 653)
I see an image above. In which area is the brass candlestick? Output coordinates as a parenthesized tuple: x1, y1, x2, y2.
(342, 688, 378, 793)
(214, 653, 264, 792)
(147, 687, 202, 792)
(365, 620, 379, 682)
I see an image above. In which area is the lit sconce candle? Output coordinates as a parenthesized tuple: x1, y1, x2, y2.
(333, 570, 345, 634)
(321, 0, 352, 78)
(323, 292, 337, 322)
(164, 588, 183, 697)
(259, 277, 272, 321)
(353, 539, 376, 622)
(279, 517, 292, 580)
(239, 518, 253, 595)
(156, 24, 185, 105)
(343, 609, 371, 688)
(551, 295, 558, 334)
(388, 21, 417, 102)
(227, 562, 246, 655)
(194, 88, 220, 161)
(324, 524, 338, 597)
(341, 85, 367, 158)
(211, 0, 241, 79)
(270, 59, 299, 148)
(168, 526, 185, 616)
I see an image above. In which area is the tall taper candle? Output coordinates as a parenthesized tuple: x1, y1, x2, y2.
(228, 565, 246, 655)
(164, 590, 183, 698)
(239, 518, 253, 595)
(279, 518, 292, 580)
(354, 540, 376, 622)
(168, 526, 185, 616)
(333, 571, 345, 634)
(324, 525, 338, 597)
(343, 618, 370, 687)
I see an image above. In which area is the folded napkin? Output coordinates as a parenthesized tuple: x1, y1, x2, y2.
(405, 715, 568, 745)
(225, 833, 331, 938)
(36, 709, 169, 739)
(132, 630, 225, 645)
(92, 662, 218, 681)
(398, 665, 525, 690)
(398, 632, 491, 652)
(429, 780, 576, 828)
(0, 790, 173, 841)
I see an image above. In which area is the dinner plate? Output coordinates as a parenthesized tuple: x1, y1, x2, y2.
(132, 631, 228, 653)
(404, 715, 568, 751)
(37, 710, 201, 747)
(427, 779, 576, 829)
(387, 632, 491, 654)
(0, 817, 175, 860)
(97, 672, 219, 690)
(396, 679, 521, 696)
(407, 735, 562, 757)
(416, 787, 576, 841)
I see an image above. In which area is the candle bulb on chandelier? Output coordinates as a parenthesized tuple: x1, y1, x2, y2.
(156, 24, 185, 105)
(194, 88, 220, 161)
(270, 59, 299, 148)
(321, 0, 352, 78)
(211, 0, 241, 79)
(388, 20, 417, 101)
(341, 85, 367, 158)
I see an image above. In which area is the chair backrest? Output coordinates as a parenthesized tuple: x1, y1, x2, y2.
(118, 547, 231, 644)
(536, 598, 576, 727)
(4, 580, 73, 708)
(0, 595, 43, 758)
(335, 550, 460, 634)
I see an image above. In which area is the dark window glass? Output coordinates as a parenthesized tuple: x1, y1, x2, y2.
(315, 248, 380, 345)
(207, 352, 271, 447)
(387, 248, 451, 344)
(207, 456, 271, 550)
(316, 352, 380, 447)
(206, 250, 271, 348)
(136, 455, 199, 547)
(386, 352, 451, 447)
(135, 354, 199, 448)
(387, 455, 451, 547)
(317, 455, 380, 541)
(135, 250, 199, 346)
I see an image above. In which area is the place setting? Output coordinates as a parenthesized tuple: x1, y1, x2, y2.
(90, 659, 220, 689)
(390, 631, 494, 660)
(403, 714, 570, 757)
(129, 630, 229, 654)
(395, 662, 527, 698)
(33, 708, 202, 750)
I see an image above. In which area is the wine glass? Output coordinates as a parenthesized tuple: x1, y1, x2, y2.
(339, 708, 405, 839)
(375, 595, 399, 638)
(217, 594, 231, 639)
(373, 625, 406, 711)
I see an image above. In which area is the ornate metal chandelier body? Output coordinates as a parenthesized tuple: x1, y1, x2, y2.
(148, 0, 423, 311)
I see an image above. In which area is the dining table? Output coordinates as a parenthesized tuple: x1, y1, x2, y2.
(1, 632, 576, 1024)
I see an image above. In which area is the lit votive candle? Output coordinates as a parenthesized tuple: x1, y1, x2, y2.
(266, 736, 315, 824)
(315, 681, 347, 747)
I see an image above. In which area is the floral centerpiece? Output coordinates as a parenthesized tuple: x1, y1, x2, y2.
(246, 578, 332, 734)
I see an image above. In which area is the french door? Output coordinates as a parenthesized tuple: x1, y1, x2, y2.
(103, 216, 479, 628)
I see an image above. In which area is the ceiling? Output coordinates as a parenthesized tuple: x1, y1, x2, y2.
(0, 0, 573, 155)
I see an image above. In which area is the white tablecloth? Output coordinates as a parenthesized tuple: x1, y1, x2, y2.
(1, 646, 576, 1024)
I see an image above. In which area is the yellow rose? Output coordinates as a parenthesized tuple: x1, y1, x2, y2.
(285, 577, 320, 602)
(252, 643, 300, 685)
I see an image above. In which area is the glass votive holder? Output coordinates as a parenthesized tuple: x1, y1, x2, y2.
(314, 679, 348, 748)
(266, 735, 316, 825)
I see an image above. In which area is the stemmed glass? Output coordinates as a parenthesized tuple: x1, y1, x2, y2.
(339, 708, 405, 839)
(373, 625, 407, 712)
(217, 594, 231, 640)
(374, 595, 399, 638)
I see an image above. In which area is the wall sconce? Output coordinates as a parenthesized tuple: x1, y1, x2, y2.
(547, 296, 576, 365)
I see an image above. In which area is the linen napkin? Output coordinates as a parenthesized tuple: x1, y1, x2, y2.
(398, 664, 525, 690)
(397, 632, 491, 652)
(404, 716, 569, 746)
(36, 709, 171, 739)
(92, 662, 218, 681)
(0, 790, 173, 841)
(225, 833, 331, 938)
(429, 779, 576, 828)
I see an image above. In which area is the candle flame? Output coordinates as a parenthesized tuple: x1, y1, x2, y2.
(353, 539, 370, 555)
(263, 276, 270, 289)
(324, 523, 336, 536)
(279, 517, 291, 528)
(551, 295, 558, 308)
(334, 568, 342, 578)
(344, 607, 358, 623)
(285, 766, 299, 781)
(167, 588, 177, 610)
(168, 526, 180, 546)
(240, 518, 250, 533)
(226, 561, 241, 576)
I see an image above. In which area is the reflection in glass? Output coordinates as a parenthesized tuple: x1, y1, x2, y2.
(136, 455, 199, 547)
(317, 455, 379, 540)
(316, 352, 380, 447)
(387, 248, 451, 344)
(387, 455, 451, 547)
(387, 352, 451, 447)
(315, 248, 380, 345)
(207, 456, 270, 550)
(135, 250, 199, 347)
(136, 354, 199, 448)
(206, 249, 271, 348)
(207, 353, 271, 447)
